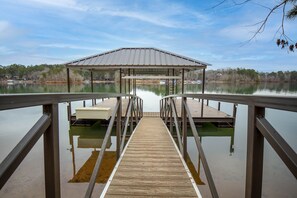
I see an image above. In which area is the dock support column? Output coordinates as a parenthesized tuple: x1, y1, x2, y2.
(67, 68, 70, 92)
(116, 97, 122, 160)
(182, 97, 187, 160)
(91, 70, 94, 93)
(182, 69, 185, 94)
(119, 69, 122, 94)
(133, 69, 136, 95)
(124, 71, 127, 96)
(202, 68, 205, 94)
(172, 69, 175, 94)
(245, 106, 265, 198)
(200, 68, 206, 117)
(128, 69, 131, 94)
(91, 70, 95, 105)
(43, 104, 61, 198)
(66, 68, 71, 121)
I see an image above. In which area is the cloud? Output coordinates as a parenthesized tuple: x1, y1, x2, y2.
(23, 0, 87, 11)
(0, 21, 22, 40)
(39, 43, 105, 51)
(0, 46, 15, 55)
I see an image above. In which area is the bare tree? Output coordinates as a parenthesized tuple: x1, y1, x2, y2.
(212, 0, 297, 51)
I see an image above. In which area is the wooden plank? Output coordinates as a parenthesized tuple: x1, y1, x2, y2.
(102, 117, 200, 197)
(175, 98, 231, 118)
(105, 195, 197, 198)
(116, 166, 186, 173)
(109, 178, 193, 187)
(106, 186, 197, 197)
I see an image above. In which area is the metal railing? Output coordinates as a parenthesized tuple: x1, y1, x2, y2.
(0, 93, 143, 198)
(160, 93, 297, 198)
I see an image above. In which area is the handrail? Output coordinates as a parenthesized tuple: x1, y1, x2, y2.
(120, 98, 133, 154)
(85, 98, 120, 198)
(169, 98, 183, 154)
(0, 114, 51, 189)
(163, 94, 297, 112)
(0, 93, 143, 198)
(256, 117, 297, 178)
(160, 93, 297, 198)
(183, 100, 219, 198)
(0, 93, 142, 110)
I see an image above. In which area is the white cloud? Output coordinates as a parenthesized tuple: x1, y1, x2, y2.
(0, 46, 15, 55)
(0, 21, 21, 40)
(21, 0, 88, 11)
(39, 43, 104, 51)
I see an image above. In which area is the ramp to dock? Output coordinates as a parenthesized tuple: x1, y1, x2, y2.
(101, 117, 201, 197)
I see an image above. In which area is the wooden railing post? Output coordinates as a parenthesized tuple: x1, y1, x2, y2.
(182, 97, 187, 160)
(218, 102, 221, 111)
(233, 104, 237, 117)
(245, 105, 265, 198)
(116, 97, 122, 160)
(43, 104, 61, 198)
(170, 98, 173, 134)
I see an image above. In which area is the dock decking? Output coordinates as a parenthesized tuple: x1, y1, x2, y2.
(72, 98, 234, 126)
(101, 117, 201, 197)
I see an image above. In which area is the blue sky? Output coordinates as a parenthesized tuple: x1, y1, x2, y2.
(0, 0, 296, 71)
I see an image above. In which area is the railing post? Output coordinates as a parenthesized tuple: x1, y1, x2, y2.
(160, 100, 162, 118)
(43, 104, 60, 198)
(170, 98, 173, 134)
(136, 98, 139, 121)
(245, 105, 265, 198)
(233, 104, 237, 117)
(116, 97, 122, 160)
(182, 97, 187, 160)
(200, 99, 204, 118)
(218, 102, 221, 111)
(67, 102, 72, 121)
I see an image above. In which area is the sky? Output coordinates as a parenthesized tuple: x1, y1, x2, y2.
(0, 0, 296, 72)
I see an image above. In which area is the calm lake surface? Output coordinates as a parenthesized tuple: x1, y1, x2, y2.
(0, 82, 296, 198)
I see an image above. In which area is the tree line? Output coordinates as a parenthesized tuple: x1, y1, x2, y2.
(187, 68, 297, 82)
(0, 64, 115, 82)
(0, 64, 296, 83)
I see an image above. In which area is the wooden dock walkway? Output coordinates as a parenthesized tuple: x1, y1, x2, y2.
(101, 117, 201, 197)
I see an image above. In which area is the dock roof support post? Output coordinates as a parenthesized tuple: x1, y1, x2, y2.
(182, 69, 185, 94)
(172, 69, 175, 94)
(133, 69, 136, 95)
(202, 68, 205, 94)
(119, 69, 122, 94)
(166, 69, 169, 95)
(67, 68, 70, 93)
(245, 106, 265, 198)
(66, 68, 71, 121)
(91, 70, 95, 106)
(128, 69, 131, 94)
(90, 70, 94, 93)
(124, 70, 127, 96)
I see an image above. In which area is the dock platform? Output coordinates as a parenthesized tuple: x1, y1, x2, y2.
(101, 117, 201, 197)
(71, 98, 234, 127)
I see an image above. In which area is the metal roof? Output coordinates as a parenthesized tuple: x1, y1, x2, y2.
(65, 47, 210, 69)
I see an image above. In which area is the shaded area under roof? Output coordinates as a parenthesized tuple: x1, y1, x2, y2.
(122, 75, 181, 80)
(65, 47, 211, 69)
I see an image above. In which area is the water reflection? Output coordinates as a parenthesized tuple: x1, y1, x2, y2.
(68, 121, 116, 183)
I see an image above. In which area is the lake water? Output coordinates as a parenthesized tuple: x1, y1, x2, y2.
(0, 82, 296, 198)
